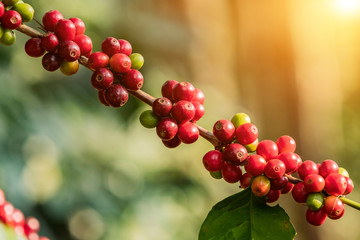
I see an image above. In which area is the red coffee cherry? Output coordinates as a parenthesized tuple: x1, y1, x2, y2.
(171, 100, 195, 123)
(222, 143, 248, 165)
(0, 189, 5, 206)
(271, 175, 289, 190)
(256, 140, 279, 161)
(162, 136, 181, 148)
(276, 135, 296, 153)
(41, 32, 59, 52)
(251, 175, 271, 197)
(319, 159, 339, 178)
(1, 10, 22, 29)
(102, 37, 120, 56)
(306, 208, 327, 226)
(152, 97, 172, 117)
(25, 38, 45, 58)
(292, 182, 308, 203)
(203, 150, 224, 172)
(264, 159, 286, 179)
(104, 84, 129, 107)
(122, 69, 144, 90)
(304, 174, 325, 193)
(161, 80, 178, 102)
(235, 123, 258, 145)
(213, 119, 235, 144)
(69, 17, 85, 36)
(177, 122, 199, 144)
(118, 39, 132, 56)
(297, 160, 319, 180)
(281, 182, 294, 194)
(266, 188, 281, 203)
(0, 2, 4, 18)
(24, 216, 40, 236)
(324, 196, 344, 218)
(91, 68, 114, 90)
(42, 52, 62, 72)
(11, 209, 25, 227)
(245, 154, 267, 176)
(58, 40, 80, 62)
(88, 52, 109, 70)
(191, 101, 205, 122)
(73, 34, 93, 56)
(0, 202, 14, 224)
(277, 152, 301, 174)
(193, 88, 205, 104)
(222, 163, 242, 183)
(172, 82, 195, 102)
(344, 177, 354, 195)
(42, 10, 63, 32)
(328, 208, 345, 220)
(325, 173, 347, 196)
(109, 53, 131, 73)
(240, 172, 252, 189)
(54, 19, 76, 41)
(156, 117, 178, 141)
(98, 90, 109, 106)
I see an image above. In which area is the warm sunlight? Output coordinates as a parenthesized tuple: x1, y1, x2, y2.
(333, 0, 360, 15)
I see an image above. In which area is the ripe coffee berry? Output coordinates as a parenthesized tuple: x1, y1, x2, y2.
(203, 150, 223, 172)
(177, 122, 199, 144)
(251, 175, 271, 197)
(245, 154, 267, 176)
(162, 136, 181, 148)
(281, 182, 294, 194)
(118, 39, 132, 56)
(73, 34, 93, 56)
(256, 140, 279, 161)
(152, 97, 172, 117)
(304, 174, 325, 193)
(161, 80, 178, 102)
(12, 209, 25, 227)
(266, 188, 281, 203)
(104, 84, 129, 107)
(325, 173, 347, 196)
(0, 2, 4, 18)
(156, 117, 178, 141)
(191, 101, 205, 122)
(297, 160, 319, 180)
(324, 196, 344, 218)
(24, 216, 40, 235)
(172, 82, 195, 102)
(88, 52, 109, 70)
(277, 152, 301, 174)
(69, 17, 85, 36)
(276, 135, 296, 153)
(306, 208, 327, 226)
(102, 37, 120, 56)
(222, 143, 248, 165)
(41, 33, 59, 52)
(110, 53, 131, 73)
(122, 69, 144, 90)
(58, 40, 80, 62)
(1, 10, 22, 29)
(221, 163, 242, 183)
(193, 88, 205, 104)
(139, 110, 159, 128)
(306, 193, 324, 211)
(98, 90, 109, 106)
(213, 119, 235, 144)
(271, 175, 289, 190)
(171, 100, 195, 123)
(240, 172, 252, 189)
(25, 38, 45, 58)
(91, 68, 114, 90)
(344, 177, 354, 195)
(292, 182, 308, 203)
(42, 52, 62, 72)
(235, 123, 258, 145)
(319, 159, 339, 178)
(60, 60, 79, 76)
(55, 19, 76, 41)
(0, 202, 14, 224)
(42, 10, 63, 32)
(264, 159, 286, 179)
(328, 209, 345, 220)
(129, 53, 144, 70)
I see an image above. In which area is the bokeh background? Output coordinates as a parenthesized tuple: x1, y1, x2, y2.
(1, 0, 360, 239)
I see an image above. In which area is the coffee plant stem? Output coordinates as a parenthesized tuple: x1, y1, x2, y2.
(339, 197, 360, 211)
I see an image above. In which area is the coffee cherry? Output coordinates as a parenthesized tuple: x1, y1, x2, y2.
(102, 37, 120, 56)
(41, 33, 59, 52)
(11, 209, 25, 227)
(156, 117, 178, 140)
(338, 167, 349, 178)
(325, 173, 347, 196)
(39, 237, 50, 240)
(0, 29, 16, 46)
(109, 53, 131, 73)
(245, 154, 267, 176)
(292, 182, 308, 203)
(24, 217, 40, 236)
(42, 52, 62, 72)
(139, 110, 159, 128)
(55, 19, 76, 41)
(281, 182, 294, 194)
(2, 0, 20, 6)
(277, 152, 301, 174)
(306, 193, 324, 211)
(69, 17, 85, 36)
(91, 68, 114, 90)
(58, 40, 80, 62)
(177, 122, 199, 144)
(60, 60, 79, 76)
(171, 100, 195, 123)
(304, 174, 325, 193)
(235, 123, 258, 145)
(28, 233, 40, 240)
(244, 139, 258, 152)
(276, 135, 296, 153)
(98, 90, 109, 106)
(118, 39, 132, 56)
(0, 189, 5, 206)
(104, 84, 129, 107)
(256, 140, 279, 161)
(191, 101, 205, 122)
(324, 196, 344, 218)
(130, 53, 144, 70)
(231, 112, 251, 129)
(0, 202, 14, 224)
(264, 159, 286, 179)
(222, 163, 242, 183)
(306, 209, 327, 226)
(271, 175, 289, 190)
(193, 88, 205, 104)
(266, 188, 281, 203)
(251, 175, 271, 197)
(1, 10, 22, 29)
(88, 52, 109, 70)
(210, 170, 222, 179)
(172, 82, 195, 102)
(297, 160, 319, 180)
(223, 143, 248, 165)
(344, 177, 354, 195)
(213, 119, 235, 144)
(319, 159, 339, 178)
(13, 2, 34, 22)
(25, 38, 45, 58)
(73, 34, 93, 56)
(240, 172, 252, 189)
(203, 150, 224, 172)
(152, 97, 172, 117)
(161, 80, 178, 102)
(42, 10, 64, 32)
(122, 69, 144, 90)
(0, 2, 4, 18)
(162, 136, 181, 148)
(328, 208, 345, 220)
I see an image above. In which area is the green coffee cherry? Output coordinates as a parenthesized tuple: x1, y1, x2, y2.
(338, 167, 349, 178)
(3, 0, 21, 6)
(210, 170, 222, 179)
(306, 193, 324, 211)
(130, 53, 144, 70)
(0, 26, 4, 40)
(244, 139, 258, 152)
(139, 110, 159, 128)
(231, 113, 251, 128)
(0, 29, 16, 46)
(13, 3, 34, 22)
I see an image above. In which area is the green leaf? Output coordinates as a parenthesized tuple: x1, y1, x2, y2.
(199, 188, 296, 240)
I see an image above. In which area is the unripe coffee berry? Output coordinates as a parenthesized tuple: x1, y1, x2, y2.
(251, 175, 271, 197)
(193, 88, 205, 105)
(139, 110, 159, 128)
(0, 29, 16, 46)
(304, 174, 325, 193)
(104, 84, 129, 107)
(222, 163, 242, 183)
(264, 159, 286, 179)
(240, 172, 252, 189)
(324, 173, 347, 196)
(110, 53, 131, 73)
(203, 150, 223, 172)
(130, 53, 144, 70)
(171, 100, 195, 123)
(156, 117, 178, 141)
(60, 60, 79, 76)
(42, 10, 64, 32)
(292, 182, 308, 203)
(245, 154, 267, 176)
(25, 38, 45, 58)
(55, 19, 76, 41)
(306, 209, 327, 226)
(42, 53, 62, 72)
(266, 188, 281, 203)
(13, 3, 34, 22)
(231, 112, 251, 129)
(210, 170, 222, 179)
(58, 40, 80, 62)
(69, 17, 85, 36)
(222, 143, 248, 165)
(152, 97, 172, 117)
(41, 33, 59, 52)
(191, 101, 205, 122)
(213, 119, 235, 144)
(319, 159, 339, 178)
(172, 82, 195, 102)
(256, 140, 279, 161)
(306, 193, 324, 211)
(91, 68, 114, 90)
(73, 34, 93, 56)
(277, 152, 301, 174)
(118, 39, 132, 56)
(1, 10, 22, 29)
(162, 136, 181, 148)
(244, 139, 258, 152)
(297, 160, 319, 180)
(122, 69, 144, 90)
(177, 122, 199, 144)
(161, 80, 178, 102)
(88, 52, 109, 70)
(324, 196, 344, 218)
(338, 167, 350, 178)
(102, 37, 120, 56)
(276, 135, 296, 153)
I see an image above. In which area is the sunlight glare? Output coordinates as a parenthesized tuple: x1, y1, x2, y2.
(334, 0, 360, 15)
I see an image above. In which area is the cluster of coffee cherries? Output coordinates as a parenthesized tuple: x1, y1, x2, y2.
(202, 112, 355, 226)
(0, 189, 49, 240)
(0, 0, 34, 45)
(139, 80, 205, 148)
